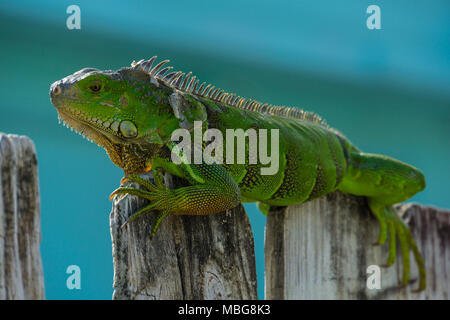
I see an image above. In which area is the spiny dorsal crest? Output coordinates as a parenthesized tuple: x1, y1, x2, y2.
(131, 56, 327, 127)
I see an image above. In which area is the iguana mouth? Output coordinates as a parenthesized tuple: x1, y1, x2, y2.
(56, 108, 120, 145)
(56, 108, 127, 169)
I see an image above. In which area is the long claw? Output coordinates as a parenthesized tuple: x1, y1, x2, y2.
(151, 211, 169, 237)
(109, 187, 159, 201)
(120, 202, 159, 229)
(124, 174, 160, 192)
(369, 202, 388, 245)
(153, 169, 165, 189)
(370, 202, 426, 291)
(395, 218, 410, 286)
(406, 228, 427, 291)
(384, 209, 397, 267)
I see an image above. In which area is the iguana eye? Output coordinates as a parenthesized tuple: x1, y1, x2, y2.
(89, 84, 102, 93)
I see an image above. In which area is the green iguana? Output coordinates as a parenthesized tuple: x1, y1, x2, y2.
(50, 56, 426, 291)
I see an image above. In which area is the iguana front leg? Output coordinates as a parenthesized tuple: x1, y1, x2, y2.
(110, 163, 241, 236)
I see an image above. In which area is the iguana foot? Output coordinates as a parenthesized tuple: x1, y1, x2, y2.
(369, 202, 426, 291)
(257, 201, 271, 216)
(110, 173, 172, 236)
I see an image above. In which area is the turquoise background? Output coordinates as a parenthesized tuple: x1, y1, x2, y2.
(0, 1, 449, 299)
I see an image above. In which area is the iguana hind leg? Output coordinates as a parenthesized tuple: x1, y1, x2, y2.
(338, 152, 426, 291)
(257, 201, 271, 216)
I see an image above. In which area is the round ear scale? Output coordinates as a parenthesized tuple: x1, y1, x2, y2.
(119, 120, 138, 138)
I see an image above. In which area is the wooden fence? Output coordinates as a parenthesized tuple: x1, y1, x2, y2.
(0, 133, 44, 299)
(111, 173, 450, 300)
(0, 132, 448, 300)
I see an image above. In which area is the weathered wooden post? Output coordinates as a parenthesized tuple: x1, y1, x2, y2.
(110, 173, 258, 299)
(112, 176, 449, 300)
(0, 133, 45, 300)
(265, 191, 450, 299)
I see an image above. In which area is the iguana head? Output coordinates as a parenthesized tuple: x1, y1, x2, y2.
(50, 63, 179, 174)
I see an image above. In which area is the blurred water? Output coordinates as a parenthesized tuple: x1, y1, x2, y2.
(0, 1, 449, 299)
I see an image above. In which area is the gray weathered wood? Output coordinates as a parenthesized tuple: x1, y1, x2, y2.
(110, 173, 257, 300)
(0, 133, 45, 300)
(265, 191, 450, 299)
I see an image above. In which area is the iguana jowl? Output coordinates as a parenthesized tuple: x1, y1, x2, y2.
(50, 56, 426, 291)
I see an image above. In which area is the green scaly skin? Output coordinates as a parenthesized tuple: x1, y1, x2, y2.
(50, 57, 426, 291)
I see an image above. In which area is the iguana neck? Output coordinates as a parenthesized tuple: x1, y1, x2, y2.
(108, 80, 179, 174)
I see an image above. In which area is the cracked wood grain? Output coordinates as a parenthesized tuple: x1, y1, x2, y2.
(0, 133, 44, 300)
(265, 191, 450, 300)
(110, 173, 257, 300)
